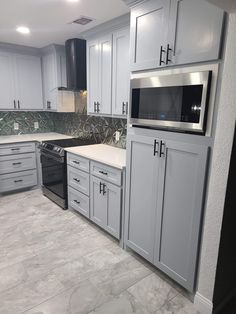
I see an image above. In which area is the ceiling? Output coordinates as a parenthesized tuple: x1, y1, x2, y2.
(205, 0, 236, 12)
(0, 0, 129, 48)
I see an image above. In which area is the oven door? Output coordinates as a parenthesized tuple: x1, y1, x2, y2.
(40, 150, 66, 199)
(130, 71, 212, 133)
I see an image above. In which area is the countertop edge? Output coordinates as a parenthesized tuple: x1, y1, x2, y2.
(65, 145, 126, 170)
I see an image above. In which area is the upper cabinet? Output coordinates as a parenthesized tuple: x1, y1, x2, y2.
(87, 39, 100, 114)
(0, 52, 16, 110)
(87, 27, 130, 117)
(42, 45, 75, 112)
(0, 50, 43, 111)
(87, 35, 112, 115)
(112, 28, 130, 116)
(130, 0, 170, 71)
(168, 0, 224, 65)
(15, 54, 43, 110)
(130, 0, 224, 71)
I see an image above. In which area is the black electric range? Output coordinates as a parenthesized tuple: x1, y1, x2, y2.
(40, 138, 98, 209)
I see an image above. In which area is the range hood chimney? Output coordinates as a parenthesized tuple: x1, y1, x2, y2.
(65, 38, 87, 91)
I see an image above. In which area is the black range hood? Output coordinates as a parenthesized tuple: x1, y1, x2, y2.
(65, 38, 87, 91)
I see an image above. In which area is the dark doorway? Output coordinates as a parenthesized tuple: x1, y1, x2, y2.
(213, 125, 236, 313)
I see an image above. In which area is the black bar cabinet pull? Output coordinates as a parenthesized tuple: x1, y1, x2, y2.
(74, 200, 80, 205)
(99, 170, 108, 176)
(14, 179, 23, 183)
(160, 141, 165, 158)
(12, 162, 22, 166)
(102, 183, 106, 195)
(11, 148, 20, 151)
(97, 102, 100, 113)
(73, 160, 80, 165)
(13, 100, 16, 109)
(17, 100, 20, 109)
(99, 182, 103, 194)
(166, 44, 172, 65)
(159, 46, 166, 66)
(122, 102, 126, 115)
(153, 140, 159, 156)
(73, 178, 80, 183)
(94, 102, 97, 113)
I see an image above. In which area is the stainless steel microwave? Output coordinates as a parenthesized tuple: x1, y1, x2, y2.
(130, 71, 212, 134)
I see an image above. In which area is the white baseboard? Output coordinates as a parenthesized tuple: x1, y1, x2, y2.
(194, 292, 213, 314)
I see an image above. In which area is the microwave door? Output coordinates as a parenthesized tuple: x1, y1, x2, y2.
(130, 71, 211, 133)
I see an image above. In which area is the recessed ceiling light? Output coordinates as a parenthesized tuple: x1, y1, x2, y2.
(16, 26, 30, 34)
(67, 0, 79, 3)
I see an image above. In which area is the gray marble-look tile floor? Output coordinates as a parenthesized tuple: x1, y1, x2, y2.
(0, 189, 198, 314)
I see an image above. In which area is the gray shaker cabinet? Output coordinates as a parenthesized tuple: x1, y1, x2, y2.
(90, 175, 121, 239)
(153, 139, 208, 291)
(168, 0, 224, 65)
(130, 0, 224, 71)
(130, 0, 170, 71)
(125, 134, 162, 262)
(125, 134, 208, 291)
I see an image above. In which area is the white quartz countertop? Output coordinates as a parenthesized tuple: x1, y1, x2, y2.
(0, 133, 72, 145)
(66, 144, 126, 169)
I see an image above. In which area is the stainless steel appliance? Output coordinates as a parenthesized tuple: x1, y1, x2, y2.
(40, 138, 97, 209)
(130, 71, 212, 133)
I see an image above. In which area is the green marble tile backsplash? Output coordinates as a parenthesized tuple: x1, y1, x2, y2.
(0, 111, 127, 148)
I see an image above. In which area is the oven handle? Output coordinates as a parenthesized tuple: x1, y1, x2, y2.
(40, 150, 64, 164)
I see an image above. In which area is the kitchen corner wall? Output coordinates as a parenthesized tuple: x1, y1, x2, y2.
(0, 111, 127, 148)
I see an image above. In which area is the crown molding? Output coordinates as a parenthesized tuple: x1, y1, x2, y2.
(0, 42, 41, 56)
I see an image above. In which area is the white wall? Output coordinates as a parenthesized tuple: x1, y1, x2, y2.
(195, 13, 236, 314)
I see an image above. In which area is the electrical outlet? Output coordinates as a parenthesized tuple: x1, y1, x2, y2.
(115, 131, 120, 142)
(34, 122, 39, 129)
(14, 122, 19, 130)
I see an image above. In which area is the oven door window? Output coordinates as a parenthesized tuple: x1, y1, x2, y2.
(131, 85, 203, 123)
(41, 153, 66, 198)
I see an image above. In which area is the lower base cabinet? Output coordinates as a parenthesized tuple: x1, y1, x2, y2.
(0, 142, 37, 193)
(125, 133, 209, 292)
(0, 169, 37, 193)
(68, 186, 90, 218)
(90, 176, 121, 239)
(67, 152, 124, 241)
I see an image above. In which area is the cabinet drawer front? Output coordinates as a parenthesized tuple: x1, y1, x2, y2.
(0, 142, 35, 156)
(0, 170, 37, 193)
(68, 186, 90, 218)
(0, 153, 36, 175)
(67, 153, 89, 173)
(90, 161, 122, 186)
(68, 165, 89, 196)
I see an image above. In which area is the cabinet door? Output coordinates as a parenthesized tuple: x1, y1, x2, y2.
(99, 34, 112, 115)
(87, 39, 100, 114)
(130, 0, 170, 71)
(112, 28, 130, 116)
(42, 53, 57, 110)
(154, 140, 208, 291)
(90, 176, 107, 229)
(125, 134, 161, 262)
(0, 53, 16, 110)
(106, 182, 121, 239)
(168, 0, 224, 65)
(15, 55, 43, 110)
